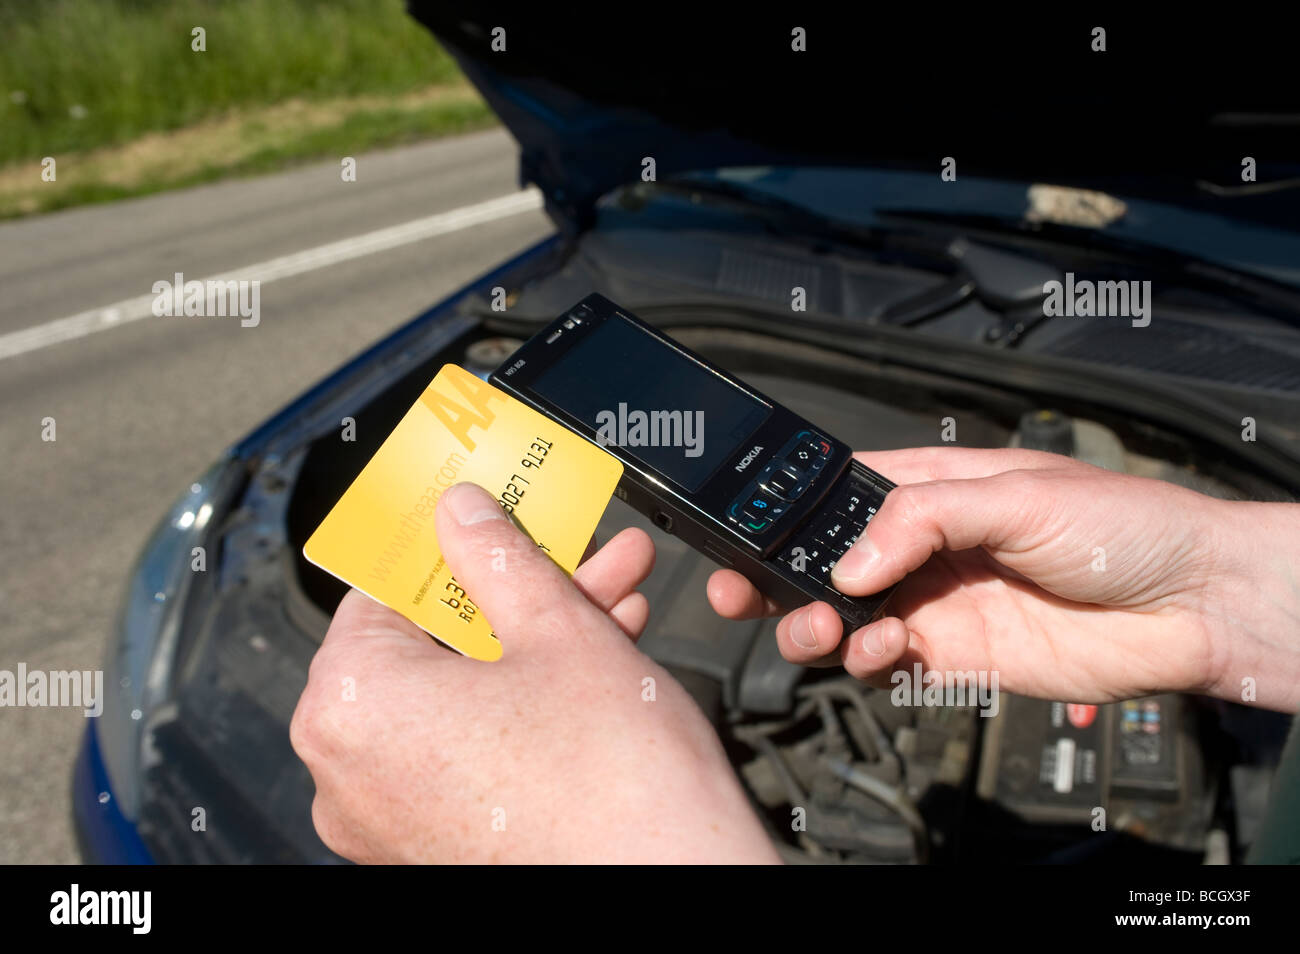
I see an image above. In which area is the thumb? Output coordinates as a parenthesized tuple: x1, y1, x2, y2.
(830, 469, 1052, 596)
(434, 482, 601, 649)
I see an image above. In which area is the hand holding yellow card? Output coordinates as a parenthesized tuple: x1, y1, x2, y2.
(303, 363, 623, 660)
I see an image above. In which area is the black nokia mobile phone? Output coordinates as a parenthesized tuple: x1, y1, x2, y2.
(490, 294, 898, 632)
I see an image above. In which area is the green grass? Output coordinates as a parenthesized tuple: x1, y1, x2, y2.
(1, 91, 498, 219)
(0, 0, 469, 167)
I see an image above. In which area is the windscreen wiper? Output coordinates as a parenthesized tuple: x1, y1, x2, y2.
(650, 177, 958, 269)
(644, 183, 1083, 334)
(876, 208, 1300, 326)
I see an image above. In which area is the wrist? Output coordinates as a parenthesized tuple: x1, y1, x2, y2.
(616, 737, 782, 864)
(1199, 499, 1300, 711)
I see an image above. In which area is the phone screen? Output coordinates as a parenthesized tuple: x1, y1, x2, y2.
(528, 314, 771, 490)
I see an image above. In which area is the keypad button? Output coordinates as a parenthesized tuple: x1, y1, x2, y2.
(787, 443, 824, 473)
(814, 518, 848, 548)
(741, 489, 787, 522)
(789, 436, 829, 473)
(783, 543, 838, 584)
(762, 464, 809, 500)
(782, 542, 824, 577)
(794, 431, 832, 455)
(837, 485, 881, 524)
(811, 554, 838, 583)
(738, 515, 771, 534)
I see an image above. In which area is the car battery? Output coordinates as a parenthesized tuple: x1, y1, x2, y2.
(977, 693, 1189, 825)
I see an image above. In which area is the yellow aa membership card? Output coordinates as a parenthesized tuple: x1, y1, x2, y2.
(303, 363, 623, 661)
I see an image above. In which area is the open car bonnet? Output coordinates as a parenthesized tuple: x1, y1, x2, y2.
(407, 7, 1300, 234)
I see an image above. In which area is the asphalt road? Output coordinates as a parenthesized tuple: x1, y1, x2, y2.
(0, 129, 553, 863)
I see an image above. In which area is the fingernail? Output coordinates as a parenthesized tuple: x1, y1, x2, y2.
(441, 483, 506, 526)
(863, 624, 887, 657)
(832, 537, 880, 585)
(790, 607, 819, 650)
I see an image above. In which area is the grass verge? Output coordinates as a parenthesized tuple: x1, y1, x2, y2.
(0, 0, 499, 219)
(0, 83, 498, 219)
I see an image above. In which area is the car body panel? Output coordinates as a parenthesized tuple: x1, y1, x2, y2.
(72, 725, 154, 865)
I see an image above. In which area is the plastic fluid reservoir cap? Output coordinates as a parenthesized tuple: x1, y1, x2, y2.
(1017, 408, 1074, 456)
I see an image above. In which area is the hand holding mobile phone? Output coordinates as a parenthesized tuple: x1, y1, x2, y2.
(491, 294, 897, 631)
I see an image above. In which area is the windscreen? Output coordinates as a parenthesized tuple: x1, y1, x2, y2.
(528, 314, 770, 490)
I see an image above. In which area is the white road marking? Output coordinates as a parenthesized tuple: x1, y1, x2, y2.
(0, 188, 543, 362)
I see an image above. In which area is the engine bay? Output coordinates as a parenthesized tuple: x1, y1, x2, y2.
(277, 316, 1290, 864)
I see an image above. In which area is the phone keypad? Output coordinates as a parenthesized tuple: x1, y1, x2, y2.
(781, 472, 883, 588)
(728, 430, 832, 535)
